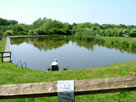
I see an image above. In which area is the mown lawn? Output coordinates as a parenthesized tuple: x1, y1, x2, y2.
(0, 38, 136, 102)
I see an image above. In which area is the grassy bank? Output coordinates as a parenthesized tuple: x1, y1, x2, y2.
(100, 37, 136, 43)
(0, 38, 6, 52)
(100, 37, 136, 47)
(0, 38, 136, 102)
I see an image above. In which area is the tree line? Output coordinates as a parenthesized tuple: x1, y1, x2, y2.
(0, 17, 136, 37)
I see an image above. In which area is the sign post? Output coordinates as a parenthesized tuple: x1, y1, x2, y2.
(58, 80, 75, 102)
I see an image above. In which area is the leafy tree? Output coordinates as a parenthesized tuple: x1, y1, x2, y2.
(12, 24, 23, 35)
(129, 29, 136, 37)
(104, 29, 113, 37)
(0, 18, 18, 26)
(1, 17, 136, 37)
(101, 24, 113, 29)
(43, 20, 69, 35)
(33, 17, 49, 29)
(74, 22, 95, 37)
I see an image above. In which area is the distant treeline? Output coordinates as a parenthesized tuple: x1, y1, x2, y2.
(0, 17, 136, 37)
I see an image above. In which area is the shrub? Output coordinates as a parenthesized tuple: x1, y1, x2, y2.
(114, 40, 121, 45)
(111, 40, 114, 45)
(122, 41, 129, 47)
(95, 38, 105, 43)
(131, 43, 136, 48)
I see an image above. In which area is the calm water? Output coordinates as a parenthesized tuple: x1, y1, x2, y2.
(11, 37, 136, 70)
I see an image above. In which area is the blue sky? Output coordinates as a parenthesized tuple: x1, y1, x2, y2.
(0, 0, 136, 25)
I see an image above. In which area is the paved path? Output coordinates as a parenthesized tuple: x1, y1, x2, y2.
(3, 37, 11, 62)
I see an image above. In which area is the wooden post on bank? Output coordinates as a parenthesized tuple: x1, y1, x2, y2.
(1, 52, 3, 62)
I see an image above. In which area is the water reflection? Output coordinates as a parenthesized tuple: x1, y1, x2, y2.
(11, 37, 136, 54)
(11, 38, 69, 51)
(11, 37, 136, 70)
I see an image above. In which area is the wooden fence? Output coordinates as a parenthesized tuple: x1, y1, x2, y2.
(0, 52, 12, 62)
(0, 76, 136, 100)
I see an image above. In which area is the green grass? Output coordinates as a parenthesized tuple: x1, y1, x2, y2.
(100, 37, 136, 43)
(100, 37, 136, 45)
(0, 38, 6, 52)
(0, 38, 136, 102)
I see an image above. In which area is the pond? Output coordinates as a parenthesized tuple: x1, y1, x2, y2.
(11, 37, 136, 70)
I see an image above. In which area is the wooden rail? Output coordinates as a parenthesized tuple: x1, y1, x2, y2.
(0, 52, 12, 62)
(0, 76, 136, 99)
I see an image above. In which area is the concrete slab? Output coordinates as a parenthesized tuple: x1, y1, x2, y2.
(3, 37, 11, 62)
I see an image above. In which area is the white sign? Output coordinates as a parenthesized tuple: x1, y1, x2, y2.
(58, 80, 74, 102)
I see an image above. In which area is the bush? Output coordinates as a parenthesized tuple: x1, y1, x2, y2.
(95, 38, 105, 43)
(111, 40, 114, 45)
(129, 32, 136, 37)
(122, 41, 129, 47)
(16, 31, 27, 35)
(86, 37, 95, 41)
(114, 40, 121, 45)
(131, 43, 136, 48)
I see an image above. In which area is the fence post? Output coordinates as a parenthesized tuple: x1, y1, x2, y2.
(0, 52, 12, 62)
(2, 52, 3, 62)
(9, 52, 11, 62)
